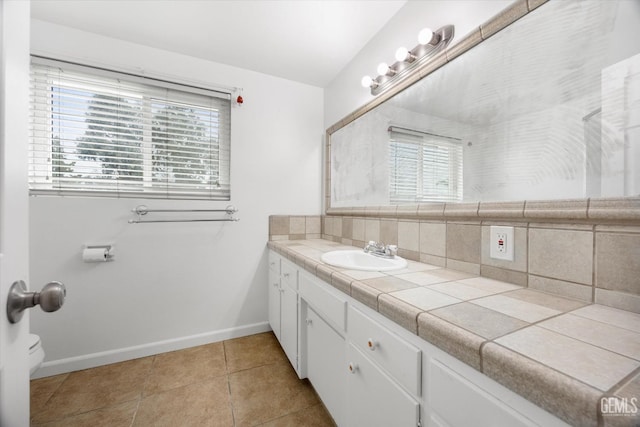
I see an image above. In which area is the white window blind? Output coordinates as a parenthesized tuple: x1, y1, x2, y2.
(29, 57, 231, 200)
(389, 127, 463, 203)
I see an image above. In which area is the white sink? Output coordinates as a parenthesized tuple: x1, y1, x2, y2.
(320, 250, 407, 272)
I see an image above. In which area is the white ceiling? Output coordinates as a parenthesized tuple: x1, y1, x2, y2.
(31, 0, 407, 88)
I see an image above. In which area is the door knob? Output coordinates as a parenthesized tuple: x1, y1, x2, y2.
(6, 280, 66, 324)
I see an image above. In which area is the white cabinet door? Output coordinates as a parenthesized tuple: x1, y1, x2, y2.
(280, 280, 298, 372)
(428, 359, 537, 427)
(306, 307, 345, 426)
(346, 344, 420, 427)
(268, 269, 281, 340)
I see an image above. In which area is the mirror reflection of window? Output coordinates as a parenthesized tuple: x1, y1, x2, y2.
(388, 127, 463, 204)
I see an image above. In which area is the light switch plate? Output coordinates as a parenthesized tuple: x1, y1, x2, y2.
(490, 226, 514, 261)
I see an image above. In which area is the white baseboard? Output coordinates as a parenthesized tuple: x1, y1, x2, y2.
(32, 321, 272, 379)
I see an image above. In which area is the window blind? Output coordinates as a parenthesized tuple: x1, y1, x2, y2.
(389, 127, 463, 203)
(29, 57, 231, 200)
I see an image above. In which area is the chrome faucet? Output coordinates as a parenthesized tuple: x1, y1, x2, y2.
(364, 241, 398, 258)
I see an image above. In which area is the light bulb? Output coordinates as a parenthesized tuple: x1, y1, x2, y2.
(418, 28, 434, 45)
(361, 75, 374, 88)
(377, 62, 390, 76)
(395, 47, 409, 62)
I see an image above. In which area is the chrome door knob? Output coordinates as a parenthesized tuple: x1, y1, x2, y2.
(6, 280, 66, 324)
(37, 281, 66, 312)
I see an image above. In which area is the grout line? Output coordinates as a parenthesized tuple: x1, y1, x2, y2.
(591, 223, 597, 303)
(129, 398, 143, 427)
(221, 339, 238, 426)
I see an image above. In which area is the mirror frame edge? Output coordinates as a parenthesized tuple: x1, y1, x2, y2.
(324, 0, 640, 224)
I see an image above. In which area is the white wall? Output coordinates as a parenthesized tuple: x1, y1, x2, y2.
(30, 20, 323, 375)
(324, 0, 513, 129)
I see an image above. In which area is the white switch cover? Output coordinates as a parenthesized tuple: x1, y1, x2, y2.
(490, 226, 514, 261)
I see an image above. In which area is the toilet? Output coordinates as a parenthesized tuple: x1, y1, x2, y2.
(29, 334, 44, 375)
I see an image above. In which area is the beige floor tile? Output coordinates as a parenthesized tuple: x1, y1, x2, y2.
(31, 357, 153, 424)
(229, 362, 320, 426)
(30, 373, 69, 415)
(134, 377, 233, 427)
(144, 342, 227, 396)
(259, 403, 336, 427)
(224, 332, 287, 373)
(32, 400, 138, 427)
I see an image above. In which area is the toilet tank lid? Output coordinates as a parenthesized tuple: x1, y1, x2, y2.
(28, 334, 40, 350)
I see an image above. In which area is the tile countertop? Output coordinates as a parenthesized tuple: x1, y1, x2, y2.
(267, 239, 640, 427)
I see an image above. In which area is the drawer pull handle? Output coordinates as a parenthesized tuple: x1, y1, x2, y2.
(306, 319, 312, 325)
(348, 362, 358, 374)
(284, 273, 290, 278)
(272, 283, 279, 287)
(367, 338, 376, 351)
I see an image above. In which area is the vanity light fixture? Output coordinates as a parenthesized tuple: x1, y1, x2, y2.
(360, 75, 378, 89)
(394, 47, 416, 63)
(377, 62, 397, 77)
(361, 24, 454, 95)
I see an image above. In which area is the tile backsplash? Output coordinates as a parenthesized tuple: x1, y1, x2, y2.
(269, 214, 640, 314)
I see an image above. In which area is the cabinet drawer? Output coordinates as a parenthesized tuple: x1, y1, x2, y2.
(281, 258, 298, 290)
(429, 359, 536, 427)
(268, 251, 281, 274)
(349, 305, 421, 396)
(299, 271, 347, 333)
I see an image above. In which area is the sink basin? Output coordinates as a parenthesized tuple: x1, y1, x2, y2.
(320, 250, 407, 272)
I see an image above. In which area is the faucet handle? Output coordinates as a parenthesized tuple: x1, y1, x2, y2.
(386, 245, 398, 257)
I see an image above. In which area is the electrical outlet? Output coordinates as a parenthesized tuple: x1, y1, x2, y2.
(490, 226, 514, 261)
(497, 233, 507, 253)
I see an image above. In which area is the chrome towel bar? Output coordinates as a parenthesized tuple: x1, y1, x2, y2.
(129, 205, 239, 224)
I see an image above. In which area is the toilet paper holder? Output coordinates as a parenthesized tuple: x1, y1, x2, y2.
(83, 244, 114, 262)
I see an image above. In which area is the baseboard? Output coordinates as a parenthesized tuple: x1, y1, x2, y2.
(32, 321, 272, 379)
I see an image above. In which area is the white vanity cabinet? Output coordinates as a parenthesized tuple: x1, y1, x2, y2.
(267, 250, 566, 427)
(267, 252, 300, 376)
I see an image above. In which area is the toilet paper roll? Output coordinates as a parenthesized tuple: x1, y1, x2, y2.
(82, 247, 109, 262)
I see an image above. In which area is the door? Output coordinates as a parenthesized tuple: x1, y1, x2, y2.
(0, 1, 32, 426)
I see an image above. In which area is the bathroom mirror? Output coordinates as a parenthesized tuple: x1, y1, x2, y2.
(329, 0, 640, 208)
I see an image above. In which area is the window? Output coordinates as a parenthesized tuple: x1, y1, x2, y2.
(389, 126, 462, 203)
(29, 57, 231, 200)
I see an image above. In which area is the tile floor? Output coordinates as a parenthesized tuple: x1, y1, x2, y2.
(30, 332, 336, 427)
